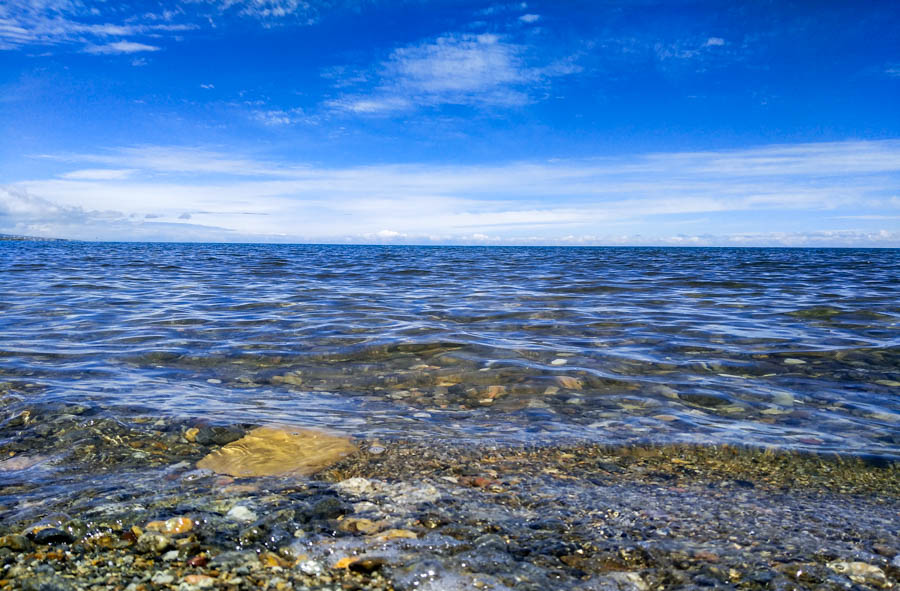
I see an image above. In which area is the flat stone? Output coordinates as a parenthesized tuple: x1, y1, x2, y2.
(196, 426, 356, 477)
(827, 561, 888, 587)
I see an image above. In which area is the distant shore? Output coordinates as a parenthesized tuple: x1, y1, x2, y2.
(0, 233, 65, 242)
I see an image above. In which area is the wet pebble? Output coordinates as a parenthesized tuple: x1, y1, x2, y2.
(135, 531, 171, 553)
(32, 527, 74, 545)
(226, 505, 257, 523)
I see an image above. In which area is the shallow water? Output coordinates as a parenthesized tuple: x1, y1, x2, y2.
(1, 242, 899, 459)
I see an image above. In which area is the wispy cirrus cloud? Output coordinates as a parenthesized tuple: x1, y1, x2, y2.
(208, 0, 318, 22)
(83, 41, 161, 54)
(6, 140, 900, 246)
(249, 107, 309, 126)
(0, 0, 319, 53)
(328, 32, 581, 114)
(60, 168, 136, 180)
(0, 0, 194, 52)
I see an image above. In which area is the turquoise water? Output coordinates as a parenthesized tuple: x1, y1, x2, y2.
(1, 243, 899, 458)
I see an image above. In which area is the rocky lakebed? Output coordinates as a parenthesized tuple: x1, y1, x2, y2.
(0, 409, 898, 591)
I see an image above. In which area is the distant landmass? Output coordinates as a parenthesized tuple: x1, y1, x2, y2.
(0, 233, 65, 242)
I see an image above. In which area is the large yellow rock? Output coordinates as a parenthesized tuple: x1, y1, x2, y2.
(196, 426, 356, 477)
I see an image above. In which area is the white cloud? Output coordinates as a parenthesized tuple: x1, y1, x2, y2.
(0, 185, 248, 241)
(328, 32, 578, 113)
(60, 168, 136, 180)
(8, 140, 900, 245)
(392, 34, 520, 92)
(206, 0, 318, 21)
(325, 96, 412, 114)
(0, 0, 314, 53)
(656, 36, 729, 61)
(42, 145, 285, 176)
(250, 107, 307, 126)
(200, 83, 215, 89)
(519, 14, 540, 23)
(0, 0, 196, 51)
(84, 41, 160, 54)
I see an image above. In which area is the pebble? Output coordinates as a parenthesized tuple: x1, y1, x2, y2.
(784, 358, 806, 365)
(151, 571, 175, 585)
(349, 557, 388, 574)
(374, 528, 417, 541)
(556, 376, 582, 389)
(146, 516, 193, 535)
(827, 561, 888, 587)
(337, 477, 377, 497)
(33, 527, 75, 545)
(226, 505, 258, 523)
(339, 517, 381, 534)
(299, 559, 324, 576)
(551, 359, 567, 366)
(773, 391, 795, 406)
(603, 571, 648, 591)
(183, 574, 216, 588)
(136, 531, 172, 554)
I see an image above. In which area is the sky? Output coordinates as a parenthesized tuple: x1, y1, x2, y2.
(1, 0, 899, 246)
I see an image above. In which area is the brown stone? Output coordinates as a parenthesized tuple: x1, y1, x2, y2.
(146, 517, 193, 536)
(196, 426, 356, 477)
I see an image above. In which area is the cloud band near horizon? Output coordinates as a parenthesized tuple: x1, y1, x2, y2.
(0, 139, 898, 246)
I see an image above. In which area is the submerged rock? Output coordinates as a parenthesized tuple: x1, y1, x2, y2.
(196, 426, 356, 477)
(225, 505, 257, 523)
(0, 534, 32, 552)
(146, 516, 193, 535)
(827, 561, 889, 587)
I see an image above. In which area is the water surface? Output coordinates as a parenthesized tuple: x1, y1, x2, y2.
(1, 243, 898, 459)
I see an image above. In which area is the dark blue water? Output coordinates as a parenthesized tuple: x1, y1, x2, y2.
(2, 242, 899, 458)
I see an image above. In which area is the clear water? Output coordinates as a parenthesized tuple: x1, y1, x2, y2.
(2, 242, 899, 458)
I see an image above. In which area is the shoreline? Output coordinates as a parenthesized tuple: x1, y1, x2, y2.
(1, 434, 898, 590)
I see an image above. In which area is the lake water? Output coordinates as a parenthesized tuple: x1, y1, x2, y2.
(2, 242, 898, 460)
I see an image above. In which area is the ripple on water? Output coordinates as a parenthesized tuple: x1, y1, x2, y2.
(0, 243, 898, 459)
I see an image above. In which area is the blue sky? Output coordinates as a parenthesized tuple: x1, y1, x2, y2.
(1, 0, 899, 245)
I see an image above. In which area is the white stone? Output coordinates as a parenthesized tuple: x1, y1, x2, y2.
(336, 477, 376, 497)
(151, 572, 175, 585)
(225, 505, 257, 523)
(827, 561, 887, 586)
(299, 559, 323, 576)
